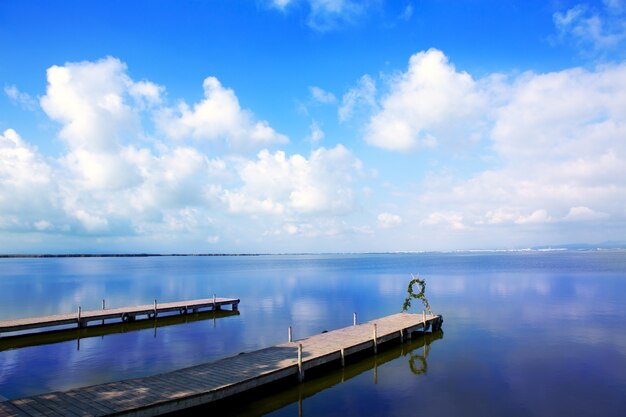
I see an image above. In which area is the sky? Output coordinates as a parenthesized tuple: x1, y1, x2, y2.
(1, 0, 625, 253)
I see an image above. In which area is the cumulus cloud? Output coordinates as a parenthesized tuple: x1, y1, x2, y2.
(408, 56, 626, 243)
(156, 76, 288, 149)
(1, 56, 372, 247)
(223, 145, 362, 216)
(40, 57, 143, 152)
(364, 49, 492, 151)
(0, 129, 56, 229)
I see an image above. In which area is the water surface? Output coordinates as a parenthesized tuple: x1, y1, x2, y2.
(1, 251, 625, 416)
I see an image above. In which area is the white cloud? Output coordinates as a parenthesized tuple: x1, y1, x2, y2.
(271, 0, 292, 10)
(40, 57, 141, 152)
(224, 145, 362, 216)
(514, 210, 551, 225)
(309, 86, 336, 103)
(306, 121, 325, 144)
(156, 76, 288, 149)
(0, 129, 59, 230)
(365, 49, 488, 151)
(0, 129, 57, 230)
(421, 212, 468, 231)
(268, 0, 372, 31)
(553, 2, 626, 51)
(406, 55, 626, 244)
(564, 206, 609, 221)
(129, 80, 164, 108)
(0, 56, 371, 249)
(377, 212, 402, 229)
(339, 74, 376, 121)
(4, 85, 36, 110)
(307, 0, 367, 31)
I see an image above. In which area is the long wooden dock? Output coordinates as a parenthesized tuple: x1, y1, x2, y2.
(0, 309, 240, 352)
(0, 312, 443, 417)
(0, 297, 240, 337)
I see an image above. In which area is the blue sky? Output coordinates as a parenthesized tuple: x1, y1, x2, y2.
(1, 0, 625, 253)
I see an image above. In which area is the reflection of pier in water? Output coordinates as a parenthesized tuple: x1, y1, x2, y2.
(187, 330, 444, 417)
(0, 309, 240, 352)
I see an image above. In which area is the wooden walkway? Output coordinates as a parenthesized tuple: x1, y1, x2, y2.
(0, 297, 240, 337)
(0, 312, 443, 417)
(0, 309, 240, 352)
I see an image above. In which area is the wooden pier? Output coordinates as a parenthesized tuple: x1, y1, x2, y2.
(0, 312, 443, 417)
(0, 309, 240, 352)
(0, 297, 240, 337)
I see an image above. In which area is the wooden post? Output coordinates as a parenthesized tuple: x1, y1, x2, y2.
(77, 306, 82, 328)
(288, 326, 293, 343)
(353, 311, 357, 327)
(373, 323, 377, 354)
(102, 299, 105, 310)
(298, 343, 304, 381)
(154, 299, 157, 315)
(400, 328, 404, 343)
(423, 310, 426, 331)
(341, 348, 345, 367)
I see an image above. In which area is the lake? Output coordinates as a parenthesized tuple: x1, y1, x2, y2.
(1, 251, 625, 416)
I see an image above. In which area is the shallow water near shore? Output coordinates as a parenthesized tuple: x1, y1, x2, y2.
(1, 251, 625, 416)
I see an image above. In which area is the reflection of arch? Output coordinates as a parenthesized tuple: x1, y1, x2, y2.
(408, 352, 427, 375)
(405, 330, 443, 376)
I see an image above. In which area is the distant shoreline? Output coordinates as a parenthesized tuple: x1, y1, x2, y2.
(1, 247, 624, 258)
(0, 253, 262, 258)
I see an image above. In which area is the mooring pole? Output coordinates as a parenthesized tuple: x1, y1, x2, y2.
(373, 323, 378, 354)
(298, 343, 304, 381)
(353, 311, 357, 327)
(288, 326, 293, 343)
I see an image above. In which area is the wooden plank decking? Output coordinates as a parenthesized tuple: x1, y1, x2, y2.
(0, 312, 443, 417)
(0, 297, 240, 336)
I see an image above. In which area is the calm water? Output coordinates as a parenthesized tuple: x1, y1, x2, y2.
(1, 251, 625, 416)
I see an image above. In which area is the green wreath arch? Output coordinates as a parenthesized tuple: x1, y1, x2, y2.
(401, 274, 433, 315)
